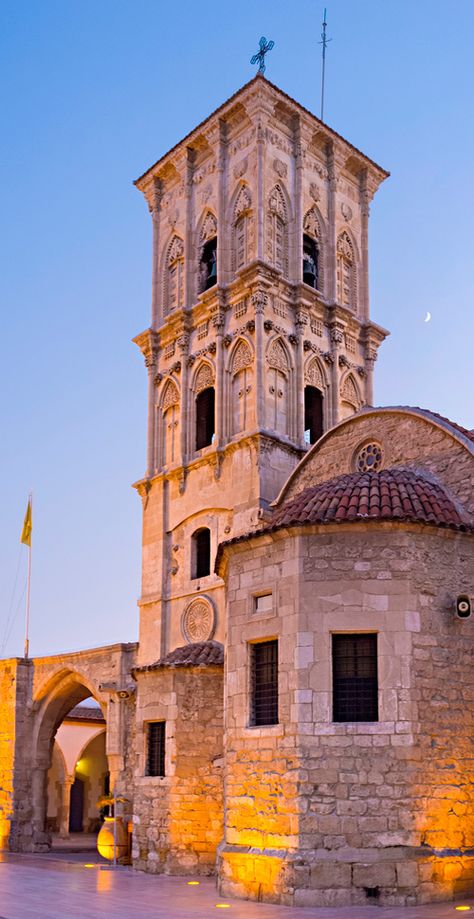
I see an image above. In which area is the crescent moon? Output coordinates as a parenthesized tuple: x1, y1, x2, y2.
(424, 312, 431, 323)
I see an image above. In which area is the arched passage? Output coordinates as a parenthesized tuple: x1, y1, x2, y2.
(31, 670, 107, 850)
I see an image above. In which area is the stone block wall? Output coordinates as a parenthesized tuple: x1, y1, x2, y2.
(218, 523, 474, 906)
(0, 658, 32, 850)
(133, 664, 223, 874)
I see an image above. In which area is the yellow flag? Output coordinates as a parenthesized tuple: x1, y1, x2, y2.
(20, 499, 32, 547)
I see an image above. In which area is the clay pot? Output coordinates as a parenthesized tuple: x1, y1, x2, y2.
(97, 816, 128, 861)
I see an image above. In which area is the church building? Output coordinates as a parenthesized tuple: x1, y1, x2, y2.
(1, 73, 473, 909)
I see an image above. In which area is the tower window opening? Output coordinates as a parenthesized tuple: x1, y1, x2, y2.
(332, 633, 378, 722)
(304, 386, 323, 445)
(303, 234, 318, 288)
(146, 721, 166, 777)
(250, 640, 279, 726)
(195, 386, 215, 450)
(201, 237, 217, 291)
(192, 528, 211, 580)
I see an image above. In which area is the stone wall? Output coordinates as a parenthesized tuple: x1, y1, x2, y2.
(218, 522, 474, 906)
(133, 664, 223, 874)
(281, 408, 474, 516)
(0, 658, 31, 850)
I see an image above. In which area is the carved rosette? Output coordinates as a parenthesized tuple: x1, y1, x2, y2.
(182, 597, 216, 643)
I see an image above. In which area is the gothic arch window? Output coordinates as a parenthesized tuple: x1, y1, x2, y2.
(304, 357, 326, 444)
(340, 372, 361, 420)
(267, 185, 289, 276)
(267, 338, 291, 437)
(229, 338, 253, 435)
(191, 528, 211, 579)
(194, 363, 215, 450)
(303, 207, 324, 292)
(198, 212, 218, 292)
(336, 231, 357, 310)
(164, 236, 184, 315)
(158, 379, 180, 467)
(231, 185, 253, 273)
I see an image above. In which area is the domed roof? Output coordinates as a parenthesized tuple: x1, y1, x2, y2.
(269, 468, 471, 532)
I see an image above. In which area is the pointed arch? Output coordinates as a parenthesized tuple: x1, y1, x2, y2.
(197, 210, 218, 292)
(193, 360, 215, 394)
(267, 337, 290, 376)
(303, 205, 326, 294)
(266, 337, 293, 438)
(231, 184, 254, 273)
(157, 378, 180, 468)
(163, 233, 184, 315)
(198, 209, 218, 244)
(266, 183, 290, 275)
(336, 229, 358, 311)
(339, 371, 362, 420)
(304, 355, 327, 390)
(228, 338, 254, 437)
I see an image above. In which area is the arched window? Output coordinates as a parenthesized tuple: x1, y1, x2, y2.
(159, 380, 180, 467)
(337, 232, 356, 309)
(196, 387, 215, 449)
(303, 207, 324, 292)
(267, 185, 288, 275)
(304, 386, 323, 444)
(303, 234, 318, 288)
(340, 373, 360, 420)
(198, 212, 218, 292)
(266, 339, 290, 437)
(191, 528, 211, 579)
(230, 339, 253, 435)
(232, 185, 253, 273)
(164, 236, 184, 314)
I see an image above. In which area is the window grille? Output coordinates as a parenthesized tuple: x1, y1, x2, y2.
(251, 640, 278, 726)
(332, 634, 378, 722)
(146, 721, 165, 776)
(192, 528, 211, 579)
(196, 387, 215, 449)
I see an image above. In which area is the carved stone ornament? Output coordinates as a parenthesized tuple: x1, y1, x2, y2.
(341, 202, 353, 222)
(182, 597, 216, 643)
(340, 374, 359, 404)
(194, 362, 215, 393)
(232, 340, 252, 374)
(161, 380, 180, 412)
(305, 357, 324, 389)
(201, 183, 213, 205)
(267, 339, 289, 375)
(304, 207, 321, 239)
(337, 232, 354, 264)
(251, 290, 268, 313)
(330, 326, 345, 345)
(234, 185, 252, 221)
(273, 158, 288, 179)
(309, 182, 321, 202)
(200, 211, 217, 243)
(233, 157, 248, 179)
(263, 319, 273, 333)
(268, 185, 287, 219)
(339, 354, 350, 368)
(168, 209, 179, 230)
(167, 236, 184, 265)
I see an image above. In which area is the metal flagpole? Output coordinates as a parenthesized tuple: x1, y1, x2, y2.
(319, 8, 332, 121)
(24, 493, 32, 659)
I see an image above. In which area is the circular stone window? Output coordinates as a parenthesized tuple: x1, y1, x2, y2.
(354, 441, 383, 473)
(181, 597, 216, 643)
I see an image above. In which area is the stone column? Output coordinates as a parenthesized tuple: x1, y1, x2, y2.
(329, 322, 345, 427)
(216, 119, 228, 283)
(364, 347, 377, 406)
(31, 765, 50, 851)
(145, 345, 159, 478)
(256, 117, 266, 261)
(295, 310, 308, 445)
(212, 304, 226, 449)
(252, 290, 267, 430)
(185, 147, 195, 308)
(150, 177, 162, 328)
(293, 119, 304, 283)
(58, 776, 74, 839)
(326, 142, 337, 302)
(359, 168, 371, 322)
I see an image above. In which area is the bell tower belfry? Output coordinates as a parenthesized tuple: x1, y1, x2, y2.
(133, 74, 389, 664)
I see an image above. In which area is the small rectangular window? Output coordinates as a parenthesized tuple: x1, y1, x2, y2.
(254, 593, 272, 614)
(251, 640, 278, 726)
(332, 634, 378, 722)
(146, 721, 166, 776)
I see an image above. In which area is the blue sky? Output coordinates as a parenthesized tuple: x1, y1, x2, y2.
(1, 0, 472, 658)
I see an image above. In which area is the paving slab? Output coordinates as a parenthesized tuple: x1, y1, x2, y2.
(0, 853, 473, 919)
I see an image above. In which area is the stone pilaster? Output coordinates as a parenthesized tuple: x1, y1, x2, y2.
(150, 177, 162, 328)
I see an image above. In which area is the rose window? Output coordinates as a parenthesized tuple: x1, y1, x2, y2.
(355, 442, 383, 473)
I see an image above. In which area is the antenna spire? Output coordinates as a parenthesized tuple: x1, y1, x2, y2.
(319, 8, 332, 121)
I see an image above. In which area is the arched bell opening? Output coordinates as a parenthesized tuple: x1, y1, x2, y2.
(304, 385, 324, 445)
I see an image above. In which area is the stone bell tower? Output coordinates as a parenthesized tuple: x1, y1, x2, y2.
(133, 74, 389, 664)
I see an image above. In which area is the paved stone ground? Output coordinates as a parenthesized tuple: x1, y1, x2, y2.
(0, 853, 473, 919)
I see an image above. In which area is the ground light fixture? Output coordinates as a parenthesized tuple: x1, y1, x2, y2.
(455, 908, 472, 912)
(215, 905, 231, 909)
(187, 881, 200, 885)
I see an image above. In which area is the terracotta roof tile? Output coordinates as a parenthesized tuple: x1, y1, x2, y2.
(65, 705, 105, 723)
(134, 640, 224, 673)
(268, 468, 470, 533)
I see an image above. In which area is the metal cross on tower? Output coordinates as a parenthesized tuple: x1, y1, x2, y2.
(250, 36, 275, 75)
(319, 8, 332, 121)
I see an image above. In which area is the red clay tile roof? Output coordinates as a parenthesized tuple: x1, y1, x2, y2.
(268, 469, 471, 531)
(65, 705, 105, 723)
(134, 640, 224, 673)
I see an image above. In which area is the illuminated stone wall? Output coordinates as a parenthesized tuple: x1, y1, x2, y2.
(219, 523, 474, 907)
(0, 658, 31, 850)
(132, 663, 223, 874)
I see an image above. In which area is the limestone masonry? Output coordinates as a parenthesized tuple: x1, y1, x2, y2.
(0, 74, 473, 908)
